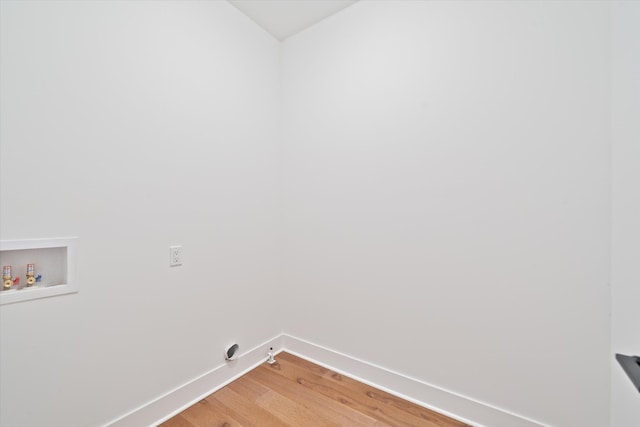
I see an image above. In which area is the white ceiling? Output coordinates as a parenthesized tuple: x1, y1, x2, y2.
(228, 0, 358, 41)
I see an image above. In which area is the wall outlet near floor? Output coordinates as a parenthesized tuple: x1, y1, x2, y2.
(169, 245, 182, 267)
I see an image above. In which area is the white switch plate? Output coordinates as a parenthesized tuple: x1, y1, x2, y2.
(169, 245, 182, 266)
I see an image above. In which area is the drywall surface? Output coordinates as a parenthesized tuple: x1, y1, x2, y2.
(281, 1, 611, 426)
(611, 2, 640, 426)
(0, 1, 281, 425)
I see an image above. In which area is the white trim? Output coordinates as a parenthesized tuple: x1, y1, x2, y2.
(105, 335, 284, 427)
(0, 237, 76, 251)
(0, 237, 78, 305)
(105, 333, 550, 427)
(282, 334, 549, 427)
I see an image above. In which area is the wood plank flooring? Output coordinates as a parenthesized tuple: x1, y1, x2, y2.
(160, 352, 468, 427)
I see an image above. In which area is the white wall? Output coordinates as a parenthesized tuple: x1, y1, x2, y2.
(2, 1, 632, 426)
(0, 1, 281, 426)
(281, 2, 611, 426)
(611, 2, 640, 426)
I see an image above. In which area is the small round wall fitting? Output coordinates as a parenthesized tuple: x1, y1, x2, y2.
(224, 343, 239, 361)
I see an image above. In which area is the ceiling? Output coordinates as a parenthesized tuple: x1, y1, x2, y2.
(228, 0, 358, 41)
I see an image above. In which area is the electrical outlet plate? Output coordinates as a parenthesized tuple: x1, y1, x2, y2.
(169, 245, 182, 267)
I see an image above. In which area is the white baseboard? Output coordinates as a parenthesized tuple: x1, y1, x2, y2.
(105, 335, 284, 427)
(282, 334, 549, 427)
(106, 333, 549, 427)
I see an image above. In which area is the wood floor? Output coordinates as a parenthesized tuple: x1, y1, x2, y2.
(160, 352, 468, 427)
